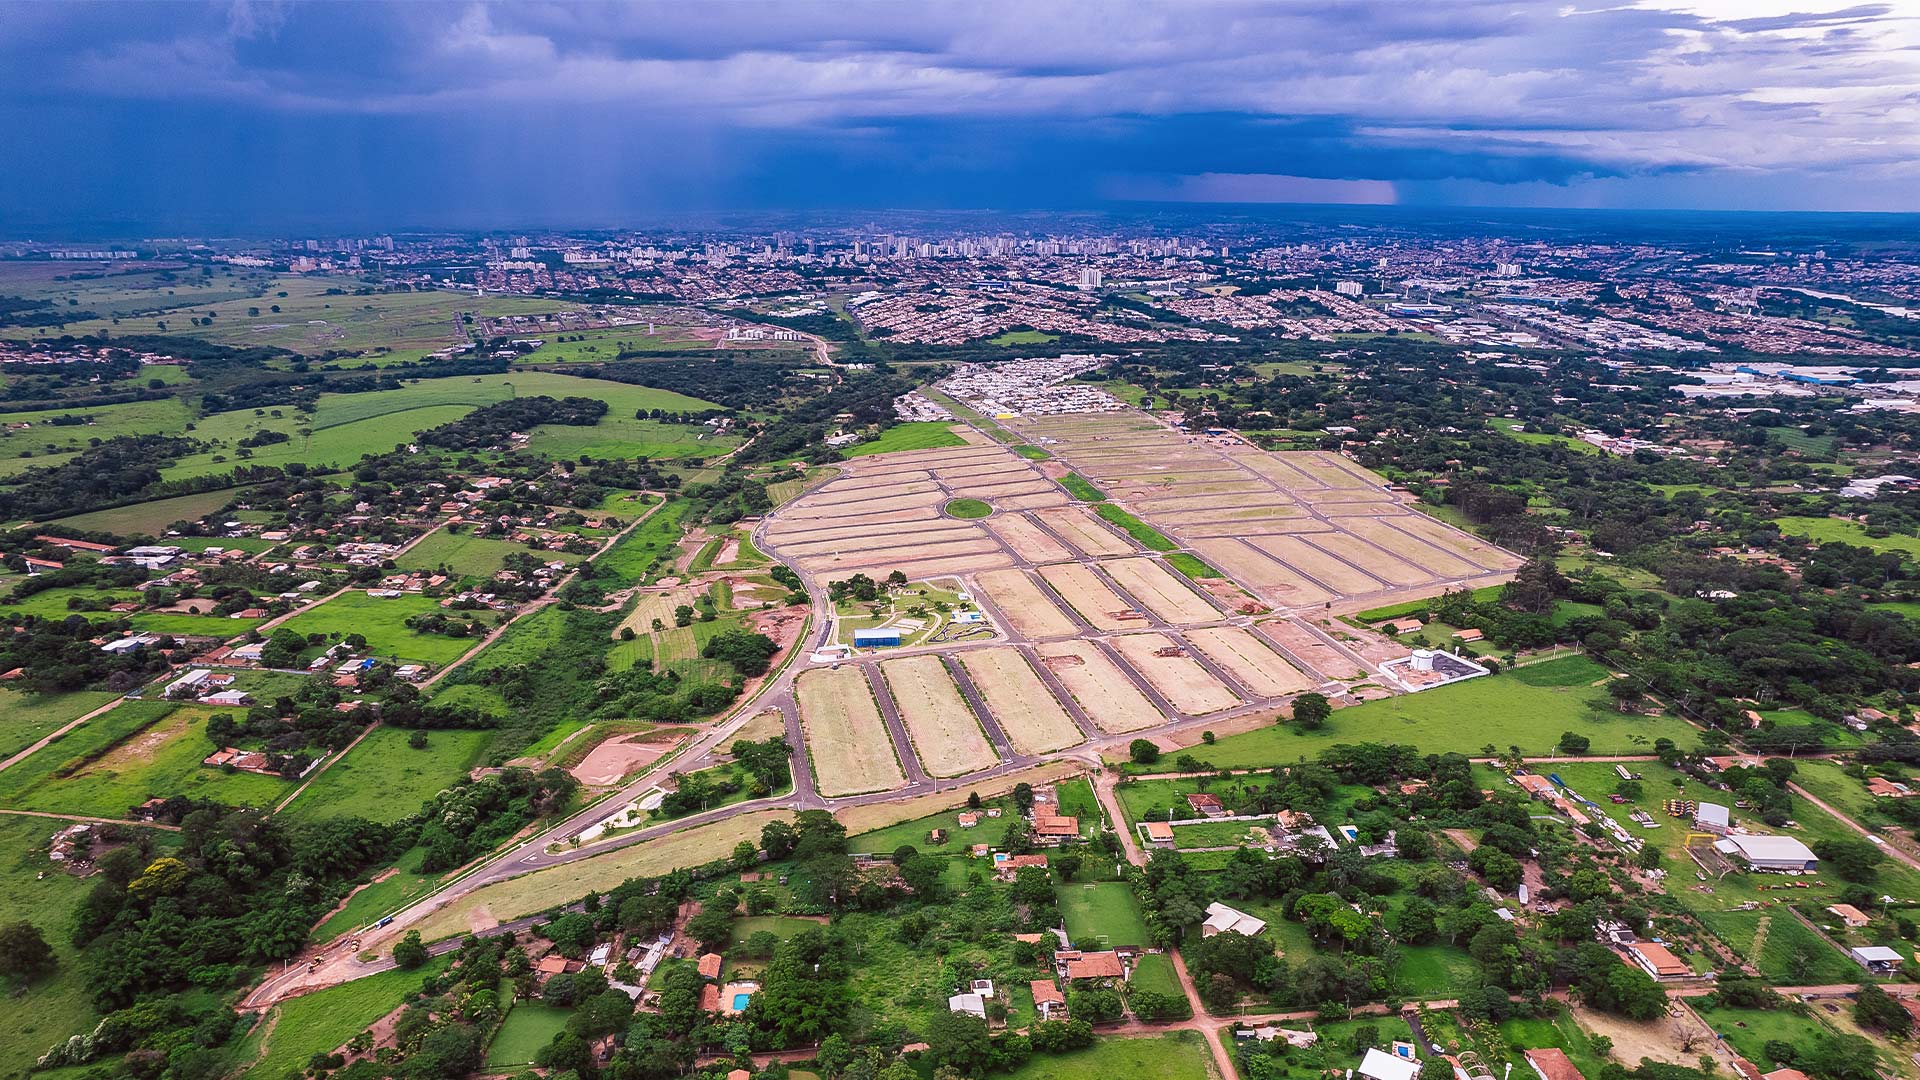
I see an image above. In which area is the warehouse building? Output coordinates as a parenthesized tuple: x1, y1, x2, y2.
(853, 628, 901, 648)
(1715, 833, 1818, 872)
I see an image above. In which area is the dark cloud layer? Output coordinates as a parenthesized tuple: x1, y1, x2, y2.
(1, 0, 1915, 230)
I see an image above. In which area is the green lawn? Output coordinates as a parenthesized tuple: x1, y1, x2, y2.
(279, 725, 494, 823)
(945, 498, 993, 519)
(1487, 420, 1603, 456)
(1094, 504, 1177, 552)
(312, 845, 446, 943)
(1057, 882, 1152, 947)
(1178, 657, 1696, 766)
(396, 529, 583, 580)
(1001, 1033, 1211, 1080)
(1164, 553, 1222, 580)
(1013, 445, 1052, 461)
(1353, 585, 1505, 623)
(1776, 515, 1920, 558)
(1126, 952, 1184, 1000)
(1059, 474, 1107, 502)
(0, 689, 118, 762)
(989, 330, 1060, 345)
(484, 1001, 572, 1068)
(1693, 1004, 1834, 1070)
(841, 422, 966, 457)
(276, 591, 483, 666)
(0, 816, 108, 1079)
(226, 957, 448, 1079)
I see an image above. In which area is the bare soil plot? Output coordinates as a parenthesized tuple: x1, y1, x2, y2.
(1033, 507, 1134, 557)
(796, 667, 906, 796)
(983, 514, 1076, 564)
(836, 553, 1017, 581)
(1230, 452, 1330, 490)
(1037, 563, 1144, 631)
(804, 479, 940, 505)
(1249, 534, 1385, 594)
(794, 538, 1003, 573)
(763, 515, 948, 546)
(1258, 619, 1369, 680)
(1340, 517, 1484, 579)
(1188, 539, 1335, 604)
(1034, 640, 1165, 733)
(1101, 557, 1222, 624)
(784, 490, 946, 520)
(1284, 452, 1380, 489)
(974, 569, 1082, 639)
(1299, 534, 1430, 586)
(570, 730, 686, 786)
(1183, 626, 1318, 697)
(954, 648, 1085, 754)
(947, 478, 1057, 501)
(1387, 512, 1516, 569)
(1106, 633, 1243, 714)
(764, 507, 943, 535)
(992, 492, 1072, 511)
(775, 523, 983, 556)
(879, 655, 998, 777)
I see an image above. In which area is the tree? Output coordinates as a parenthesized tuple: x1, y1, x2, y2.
(0, 921, 56, 979)
(1129, 739, 1161, 765)
(392, 930, 427, 970)
(1292, 692, 1331, 729)
(926, 1010, 992, 1074)
(1013, 782, 1035, 813)
(1558, 731, 1591, 755)
(762, 819, 798, 859)
(1852, 983, 1912, 1036)
(1812, 837, 1884, 883)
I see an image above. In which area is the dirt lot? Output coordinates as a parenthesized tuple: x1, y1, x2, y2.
(796, 666, 906, 797)
(1033, 507, 1135, 557)
(1106, 632, 1242, 714)
(1101, 557, 1222, 624)
(879, 655, 998, 777)
(1249, 534, 1384, 594)
(955, 647, 1086, 754)
(1037, 563, 1143, 631)
(975, 569, 1081, 639)
(1183, 626, 1317, 698)
(983, 514, 1076, 564)
(569, 729, 687, 787)
(1035, 640, 1165, 733)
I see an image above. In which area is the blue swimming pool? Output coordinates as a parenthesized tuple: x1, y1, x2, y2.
(732, 993, 752, 1011)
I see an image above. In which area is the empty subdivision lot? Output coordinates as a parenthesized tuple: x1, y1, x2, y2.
(1033, 507, 1134, 557)
(983, 513, 1076, 563)
(1037, 563, 1141, 631)
(1187, 539, 1334, 605)
(1107, 633, 1242, 714)
(1341, 517, 1484, 578)
(795, 667, 906, 796)
(879, 655, 998, 778)
(974, 569, 1081, 639)
(1183, 626, 1318, 697)
(1259, 619, 1369, 680)
(1101, 557, 1221, 624)
(954, 648, 1086, 754)
(1249, 534, 1385, 594)
(1034, 640, 1165, 733)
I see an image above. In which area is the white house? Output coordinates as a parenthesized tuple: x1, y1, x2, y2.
(1715, 834, 1818, 872)
(1358, 1047, 1421, 1080)
(1202, 902, 1268, 938)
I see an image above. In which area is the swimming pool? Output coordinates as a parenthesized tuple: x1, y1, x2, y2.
(731, 993, 752, 1011)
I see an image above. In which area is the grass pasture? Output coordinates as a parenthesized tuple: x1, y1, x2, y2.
(1001, 1033, 1211, 1080)
(396, 529, 582, 580)
(0, 703, 298, 817)
(0, 815, 107, 1079)
(275, 590, 481, 667)
(0, 689, 119, 762)
(1776, 515, 1920, 558)
(280, 725, 494, 823)
(46, 487, 246, 536)
(1180, 656, 1697, 766)
(227, 959, 449, 1080)
(841, 422, 966, 457)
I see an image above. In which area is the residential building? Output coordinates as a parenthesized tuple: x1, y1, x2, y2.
(1202, 902, 1267, 938)
(1623, 941, 1691, 980)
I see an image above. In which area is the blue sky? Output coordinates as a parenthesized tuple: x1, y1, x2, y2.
(2, 0, 1917, 231)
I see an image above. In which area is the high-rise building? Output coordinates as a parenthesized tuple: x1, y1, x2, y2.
(1335, 280, 1364, 297)
(1078, 267, 1104, 289)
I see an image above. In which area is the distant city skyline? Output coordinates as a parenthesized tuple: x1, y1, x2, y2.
(2, 0, 1917, 231)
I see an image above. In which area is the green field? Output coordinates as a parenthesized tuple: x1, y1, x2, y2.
(396, 529, 583, 580)
(1182, 655, 1698, 765)
(1057, 881, 1152, 947)
(945, 498, 992, 519)
(46, 487, 247, 536)
(226, 957, 449, 1080)
(840, 422, 966, 457)
(0, 815, 107, 1079)
(1094, 504, 1177, 551)
(988, 330, 1060, 345)
(1487, 419, 1602, 455)
(1001, 1033, 1211, 1080)
(1059, 474, 1107, 502)
(484, 1001, 572, 1068)
(276, 590, 484, 667)
(1126, 951, 1184, 1000)
(0, 702, 295, 818)
(313, 845, 447, 943)
(0, 689, 119, 761)
(1776, 515, 1920, 558)
(1012, 445, 1052, 461)
(513, 323, 710, 362)
(279, 725, 494, 823)
(1164, 553, 1221, 579)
